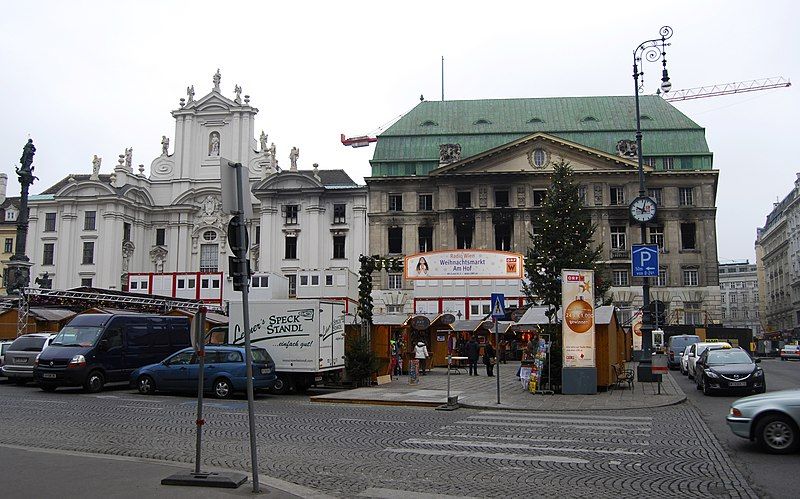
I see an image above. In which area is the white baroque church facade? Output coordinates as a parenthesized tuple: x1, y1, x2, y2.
(25, 72, 367, 304)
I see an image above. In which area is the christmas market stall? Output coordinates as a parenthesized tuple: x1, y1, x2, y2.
(370, 314, 408, 377)
(0, 307, 76, 340)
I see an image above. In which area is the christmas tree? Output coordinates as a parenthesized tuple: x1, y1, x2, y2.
(522, 159, 609, 392)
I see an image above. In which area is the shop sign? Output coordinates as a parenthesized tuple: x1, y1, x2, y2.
(410, 315, 431, 331)
(561, 269, 595, 368)
(404, 250, 524, 280)
(631, 310, 643, 351)
(439, 313, 456, 325)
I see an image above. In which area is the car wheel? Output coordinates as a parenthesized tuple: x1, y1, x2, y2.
(270, 376, 292, 395)
(84, 370, 105, 393)
(213, 378, 233, 399)
(701, 377, 712, 396)
(137, 375, 156, 395)
(755, 414, 799, 454)
(39, 384, 57, 392)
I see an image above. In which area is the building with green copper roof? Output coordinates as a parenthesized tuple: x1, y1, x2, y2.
(370, 95, 712, 177)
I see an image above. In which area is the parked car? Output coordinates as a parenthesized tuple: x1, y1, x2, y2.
(131, 345, 277, 399)
(727, 389, 800, 454)
(0, 340, 14, 372)
(780, 344, 800, 361)
(667, 334, 701, 370)
(680, 345, 693, 375)
(33, 314, 190, 393)
(1, 333, 56, 384)
(686, 341, 732, 380)
(695, 346, 766, 395)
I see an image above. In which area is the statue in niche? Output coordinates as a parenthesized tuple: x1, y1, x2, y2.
(289, 146, 299, 170)
(213, 69, 221, 92)
(91, 155, 102, 179)
(209, 132, 220, 156)
(161, 136, 169, 156)
(187, 85, 195, 103)
(121, 240, 135, 273)
(259, 131, 268, 152)
(234, 84, 242, 104)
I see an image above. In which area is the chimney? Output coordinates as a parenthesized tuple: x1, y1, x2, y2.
(0, 173, 7, 204)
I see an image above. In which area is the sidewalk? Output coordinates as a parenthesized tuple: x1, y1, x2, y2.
(0, 444, 325, 499)
(311, 361, 686, 411)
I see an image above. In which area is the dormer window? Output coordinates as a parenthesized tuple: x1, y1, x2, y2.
(473, 119, 492, 125)
(641, 115, 653, 121)
(420, 120, 439, 127)
(580, 116, 599, 123)
(527, 117, 545, 124)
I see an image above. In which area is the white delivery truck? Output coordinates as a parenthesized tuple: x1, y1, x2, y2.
(228, 299, 345, 393)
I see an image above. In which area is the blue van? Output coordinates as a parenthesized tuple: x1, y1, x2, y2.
(33, 314, 190, 393)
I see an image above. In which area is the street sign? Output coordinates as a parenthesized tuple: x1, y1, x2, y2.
(219, 158, 254, 220)
(651, 354, 668, 374)
(631, 244, 659, 277)
(490, 293, 506, 319)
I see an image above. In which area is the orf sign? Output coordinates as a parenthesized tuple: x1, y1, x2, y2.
(561, 269, 595, 368)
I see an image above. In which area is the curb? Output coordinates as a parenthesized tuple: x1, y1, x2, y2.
(309, 396, 440, 408)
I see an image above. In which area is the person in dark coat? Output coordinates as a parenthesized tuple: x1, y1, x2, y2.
(483, 341, 496, 377)
(466, 335, 480, 376)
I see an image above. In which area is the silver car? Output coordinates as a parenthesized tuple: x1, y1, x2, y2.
(727, 389, 800, 454)
(1, 333, 55, 384)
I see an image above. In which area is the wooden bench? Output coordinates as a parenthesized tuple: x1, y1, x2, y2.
(611, 363, 634, 391)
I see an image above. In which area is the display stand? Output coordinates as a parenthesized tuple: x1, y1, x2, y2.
(535, 334, 554, 395)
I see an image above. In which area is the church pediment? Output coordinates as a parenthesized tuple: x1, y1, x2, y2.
(189, 92, 238, 112)
(253, 172, 324, 192)
(55, 180, 117, 198)
(429, 132, 648, 176)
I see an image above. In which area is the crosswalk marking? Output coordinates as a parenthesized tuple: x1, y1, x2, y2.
(456, 420, 651, 433)
(402, 438, 644, 455)
(468, 414, 653, 426)
(385, 447, 589, 464)
(476, 410, 653, 422)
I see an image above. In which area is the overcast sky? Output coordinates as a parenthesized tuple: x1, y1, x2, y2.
(1, 1, 797, 263)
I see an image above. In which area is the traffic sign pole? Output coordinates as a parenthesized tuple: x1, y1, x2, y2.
(490, 293, 505, 405)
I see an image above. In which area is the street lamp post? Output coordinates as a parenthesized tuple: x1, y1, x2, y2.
(631, 26, 673, 382)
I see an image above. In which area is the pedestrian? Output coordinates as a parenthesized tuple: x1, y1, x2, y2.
(511, 339, 519, 361)
(499, 338, 508, 364)
(466, 335, 480, 376)
(483, 341, 496, 377)
(414, 341, 429, 375)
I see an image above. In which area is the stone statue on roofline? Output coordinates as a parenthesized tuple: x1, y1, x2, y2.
(91, 155, 101, 180)
(234, 84, 242, 104)
(259, 131, 268, 152)
(289, 146, 299, 171)
(161, 135, 169, 156)
(213, 69, 221, 92)
(187, 85, 195, 103)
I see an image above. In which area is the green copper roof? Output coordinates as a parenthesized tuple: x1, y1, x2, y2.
(371, 95, 711, 175)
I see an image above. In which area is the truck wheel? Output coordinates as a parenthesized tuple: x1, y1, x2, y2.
(84, 371, 105, 393)
(271, 376, 293, 395)
(213, 378, 233, 399)
(755, 414, 799, 454)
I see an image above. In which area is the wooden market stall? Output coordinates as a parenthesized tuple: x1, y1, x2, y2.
(0, 307, 77, 340)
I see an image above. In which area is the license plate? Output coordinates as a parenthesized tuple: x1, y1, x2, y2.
(315, 375, 323, 382)
(729, 381, 747, 387)
(15, 358, 27, 364)
(43, 373, 56, 379)
(260, 368, 272, 374)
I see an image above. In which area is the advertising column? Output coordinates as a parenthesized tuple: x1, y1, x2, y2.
(561, 269, 597, 394)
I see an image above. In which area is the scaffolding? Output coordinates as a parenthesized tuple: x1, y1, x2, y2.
(11, 287, 225, 336)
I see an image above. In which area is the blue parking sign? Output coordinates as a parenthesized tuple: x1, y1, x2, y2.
(631, 244, 659, 277)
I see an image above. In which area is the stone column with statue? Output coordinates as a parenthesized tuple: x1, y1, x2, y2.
(6, 139, 38, 295)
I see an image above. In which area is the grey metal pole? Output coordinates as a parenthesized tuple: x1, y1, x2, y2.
(495, 319, 500, 404)
(446, 354, 451, 401)
(232, 162, 260, 493)
(194, 307, 207, 475)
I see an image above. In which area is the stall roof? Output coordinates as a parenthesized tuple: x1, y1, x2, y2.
(29, 308, 77, 322)
(515, 306, 562, 326)
(595, 306, 618, 326)
(371, 314, 408, 326)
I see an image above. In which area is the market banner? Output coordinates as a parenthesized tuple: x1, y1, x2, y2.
(631, 310, 643, 351)
(404, 250, 523, 280)
(561, 269, 595, 368)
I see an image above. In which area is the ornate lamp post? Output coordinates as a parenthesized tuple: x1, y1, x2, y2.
(630, 27, 673, 381)
(6, 139, 38, 296)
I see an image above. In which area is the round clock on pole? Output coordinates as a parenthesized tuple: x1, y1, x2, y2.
(629, 196, 657, 223)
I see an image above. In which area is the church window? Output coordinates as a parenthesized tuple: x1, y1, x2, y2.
(333, 235, 346, 259)
(82, 242, 95, 265)
(81, 278, 93, 288)
(208, 131, 221, 156)
(333, 204, 346, 224)
(123, 222, 132, 242)
(44, 213, 56, 232)
(287, 275, 297, 297)
(200, 244, 218, 272)
(203, 231, 217, 241)
(284, 205, 299, 225)
(156, 228, 166, 246)
(285, 236, 298, 259)
(43, 243, 54, 266)
(84, 211, 96, 231)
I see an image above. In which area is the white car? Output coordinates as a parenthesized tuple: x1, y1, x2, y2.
(780, 345, 800, 361)
(680, 345, 692, 375)
(686, 341, 731, 380)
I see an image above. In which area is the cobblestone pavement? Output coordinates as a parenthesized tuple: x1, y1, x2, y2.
(0, 385, 757, 498)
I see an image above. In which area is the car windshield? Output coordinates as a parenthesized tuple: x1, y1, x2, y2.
(707, 349, 752, 366)
(698, 344, 727, 355)
(51, 326, 104, 347)
(8, 336, 47, 352)
(670, 337, 696, 350)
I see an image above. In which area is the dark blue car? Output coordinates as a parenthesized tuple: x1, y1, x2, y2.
(131, 345, 277, 399)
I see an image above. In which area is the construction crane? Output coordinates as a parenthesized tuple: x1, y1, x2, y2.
(663, 76, 791, 102)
